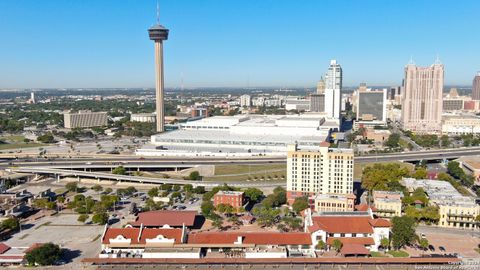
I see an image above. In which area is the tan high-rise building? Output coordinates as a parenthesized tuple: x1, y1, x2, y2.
(472, 72, 480, 100)
(401, 61, 444, 134)
(286, 143, 354, 204)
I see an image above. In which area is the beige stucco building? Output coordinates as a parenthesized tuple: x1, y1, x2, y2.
(401, 61, 444, 134)
(311, 193, 355, 213)
(286, 143, 354, 204)
(372, 191, 403, 218)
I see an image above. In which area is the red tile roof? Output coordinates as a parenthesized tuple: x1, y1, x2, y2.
(139, 228, 183, 244)
(326, 237, 375, 246)
(0, 243, 10, 254)
(102, 228, 141, 244)
(311, 216, 374, 234)
(188, 232, 311, 246)
(341, 244, 370, 255)
(355, 203, 376, 211)
(369, 218, 391, 227)
(131, 210, 196, 227)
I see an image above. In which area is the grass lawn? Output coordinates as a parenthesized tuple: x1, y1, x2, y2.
(214, 164, 286, 175)
(0, 142, 45, 150)
(387, 250, 409, 257)
(0, 135, 46, 150)
(369, 251, 388, 257)
(354, 161, 415, 179)
(204, 164, 286, 182)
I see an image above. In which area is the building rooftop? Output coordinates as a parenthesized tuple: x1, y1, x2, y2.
(215, 191, 244, 196)
(187, 232, 311, 246)
(130, 210, 197, 227)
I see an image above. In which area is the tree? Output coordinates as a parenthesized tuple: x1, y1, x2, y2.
(440, 135, 450, 148)
(92, 212, 108, 225)
(316, 240, 326, 250)
(361, 163, 410, 192)
(211, 216, 224, 230)
(380, 237, 390, 252)
(292, 197, 309, 214)
(252, 205, 281, 227)
(193, 186, 205, 194)
(391, 216, 417, 250)
(385, 133, 401, 148)
(331, 239, 343, 254)
(91, 184, 103, 192)
(201, 201, 215, 218)
(1, 217, 20, 231)
(148, 187, 159, 198)
(25, 243, 62, 266)
(104, 187, 113, 194)
(112, 166, 127, 175)
(183, 184, 193, 193)
(411, 168, 427, 179)
(244, 188, 264, 202)
(282, 216, 303, 231)
(65, 182, 78, 192)
(418, 237, 429, 253)
(188, 171, 201, 180)
(77, 214, 89, 223)
(37, 133, 55, 143)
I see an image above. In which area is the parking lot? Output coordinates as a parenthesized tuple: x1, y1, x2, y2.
(5, 213, 104, 263)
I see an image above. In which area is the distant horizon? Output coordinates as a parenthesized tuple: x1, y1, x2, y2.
(1, 0, 479, 88)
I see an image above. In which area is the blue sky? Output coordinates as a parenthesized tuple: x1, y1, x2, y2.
(0, 0, 479, 88)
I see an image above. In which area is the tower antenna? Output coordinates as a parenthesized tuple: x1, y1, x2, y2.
(156, 0, 160, 24)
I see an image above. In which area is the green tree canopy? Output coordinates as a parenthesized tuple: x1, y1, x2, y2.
(292, 197, 309, 214)
(391, 216, 417, 250)
(25, 243, 62, 266)
(244, 188, 264, 202)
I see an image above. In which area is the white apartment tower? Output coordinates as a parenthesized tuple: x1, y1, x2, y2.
(401, 60, 444, 134)
(324, 60, 342, 120)
(240, 94, 252, 107)
(286, 143, 354, 204)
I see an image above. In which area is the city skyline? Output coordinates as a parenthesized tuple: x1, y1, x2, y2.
(1, 0, 480, 89)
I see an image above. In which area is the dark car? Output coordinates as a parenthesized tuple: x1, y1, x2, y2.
(439, 246, 446, 252)
(428, 245, 435, 251)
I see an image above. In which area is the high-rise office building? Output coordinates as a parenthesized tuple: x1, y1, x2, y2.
(356, 88, 387, 122)
(324, 60, 342, 120)
(309, 94, 325, 112)
(240, 94, 252, 107)
(286, 143, 354, 204)
(148, 6, 169, 133)
(473, 72, 480, 100)
(64, 111, 108, 129)
(401, 60, 444, 134)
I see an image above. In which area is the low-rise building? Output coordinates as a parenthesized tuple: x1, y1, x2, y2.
(213, 191, 245, 210)
(130, 113, 156, 123)
(372, 191, 403, 218)
(100, 226, 199, 259)
(129, 210, 197, 228)
(401, 178, 480, 229)
(364, 129, 391, 144)
(457, 156, 480, 185)
(311, 193, 355, 213)
(187, 232, 314, 258)
(304, 209, 391, 253)
(441, 114, 480, 135)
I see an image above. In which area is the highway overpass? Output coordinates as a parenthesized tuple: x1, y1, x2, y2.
(12, 167, 285, 188)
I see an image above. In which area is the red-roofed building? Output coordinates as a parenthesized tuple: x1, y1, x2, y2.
(100, 226, 196, 259)
(129, 210, 197, 228)
(188, 232, 314, 258)
(213, 191, 245, 210)
(303, 209, 390, 252)
(0, 243, 42, 265)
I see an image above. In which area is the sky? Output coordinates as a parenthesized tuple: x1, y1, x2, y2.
(0, 0, 479, 89)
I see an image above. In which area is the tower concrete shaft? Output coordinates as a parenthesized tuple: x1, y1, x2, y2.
(149, 24, 169, 132)
(154, 40, 165, 132)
